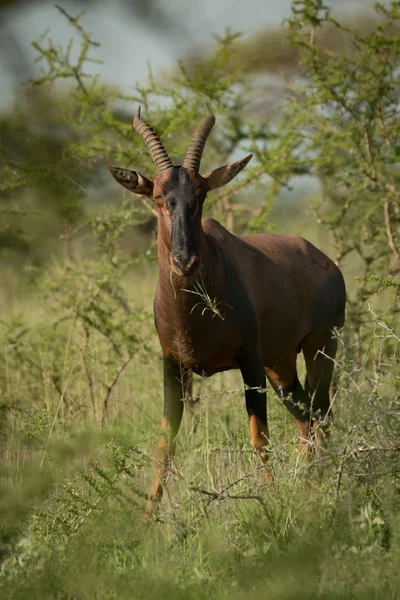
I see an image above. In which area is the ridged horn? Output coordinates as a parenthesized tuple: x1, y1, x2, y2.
(182, 107, 215, 172)
(133, 107, 173, 173)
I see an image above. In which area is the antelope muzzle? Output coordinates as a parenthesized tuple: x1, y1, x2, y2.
(170, 253, 200, 277)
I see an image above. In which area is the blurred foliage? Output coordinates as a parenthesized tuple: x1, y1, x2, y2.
(0, 313, 399, 598)
(284, 0, 400, 340)
(184, 12, 397, 77)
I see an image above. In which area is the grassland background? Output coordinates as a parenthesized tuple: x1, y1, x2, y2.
(0, 211, 399, 599)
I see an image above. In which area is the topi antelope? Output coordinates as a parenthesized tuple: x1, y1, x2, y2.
(108, 107, 346, 514)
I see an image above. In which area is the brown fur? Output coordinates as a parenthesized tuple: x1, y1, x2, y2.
(147, 210, 345, 513)
(155, 217, 345, 375)
(108, 130, 345, 517)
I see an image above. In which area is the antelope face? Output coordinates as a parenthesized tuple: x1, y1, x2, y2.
(154, 167, 206, 277)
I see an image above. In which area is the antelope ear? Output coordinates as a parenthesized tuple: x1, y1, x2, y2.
(202, 154, 253, 191)
(108, 166, 154, 197)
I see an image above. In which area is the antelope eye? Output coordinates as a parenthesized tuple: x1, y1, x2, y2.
(166, 198, 176, 211)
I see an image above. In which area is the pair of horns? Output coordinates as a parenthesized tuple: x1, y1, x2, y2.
(133, 106, 215, 173)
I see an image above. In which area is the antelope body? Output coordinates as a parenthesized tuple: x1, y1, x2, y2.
(109, 108, 346, 513)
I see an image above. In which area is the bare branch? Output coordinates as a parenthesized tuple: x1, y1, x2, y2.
(101, 355, 133, 426)
(139, 195, 158, 218)
(80, 325, 97, 424)
(383, 200, 400, 264)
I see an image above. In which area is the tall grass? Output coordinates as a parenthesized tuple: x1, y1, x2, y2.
(0, 267, 399, 599)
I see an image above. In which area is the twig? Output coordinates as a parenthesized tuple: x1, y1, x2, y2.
(101, 355, 133, 426)
(363, 129, 377, 181)
(72, 471, 120, 533)
(350, 444, 400, 455)
(367, 304, 400, 343)
(139, 195, 158, 218)
(383, 200, 400, 263)
(80, 325, 97, 424)
(182, 463, 270, 500)
(219, 167, 265, 206)
(330, 445, 350, 525)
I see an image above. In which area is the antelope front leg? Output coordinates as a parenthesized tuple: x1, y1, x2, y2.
(146, 356, 185, 517)
(238, 349, 270, 480)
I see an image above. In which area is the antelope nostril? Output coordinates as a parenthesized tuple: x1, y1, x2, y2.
(172, 257, 182, 271)
(172, 255, 200, 276)
(188, 255, 199, 271)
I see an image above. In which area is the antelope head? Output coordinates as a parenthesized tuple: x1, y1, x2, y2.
(109, 107, 252, 277)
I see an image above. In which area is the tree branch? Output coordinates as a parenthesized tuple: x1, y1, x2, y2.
(80, 325, 97, 424)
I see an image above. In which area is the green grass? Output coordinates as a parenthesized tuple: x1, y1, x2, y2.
(0, 266, 399, 599)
